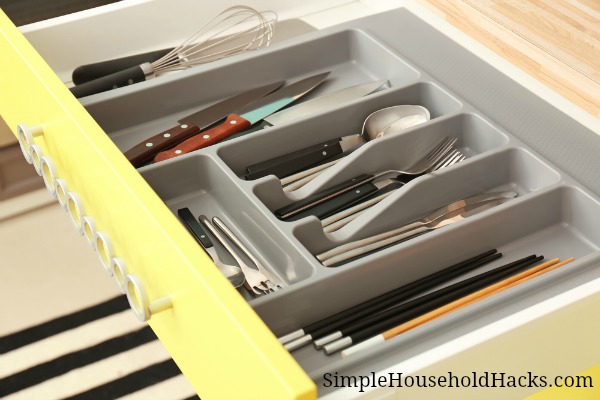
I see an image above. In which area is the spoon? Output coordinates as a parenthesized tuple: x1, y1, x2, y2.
(279, 105, 431, 190)
(245, 105, 430, 182)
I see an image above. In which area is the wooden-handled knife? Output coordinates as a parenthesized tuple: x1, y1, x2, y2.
(123, 80, 284, 167)
(153, 71, 331, 163)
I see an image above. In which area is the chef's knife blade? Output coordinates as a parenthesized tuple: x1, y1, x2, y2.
(153, 71, 330, 162)
(229, 80, 387, 140)
(123, 80, 284, 167)
(264, 80, 387, 126)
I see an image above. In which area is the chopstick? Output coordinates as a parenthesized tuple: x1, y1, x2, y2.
(340, 257, 574, 358)
(321, 255, 547, 354)
(280, 249, 501, 349)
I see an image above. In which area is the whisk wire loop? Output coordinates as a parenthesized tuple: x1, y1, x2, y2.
(152, 6, 277, 74)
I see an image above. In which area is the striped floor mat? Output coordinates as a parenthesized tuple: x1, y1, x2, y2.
(0, 296, 199, 400)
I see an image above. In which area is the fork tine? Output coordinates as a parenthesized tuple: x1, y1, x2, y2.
(424, 137, 453, 162)
(433, 137, 457, 160)
(432, 149, 459, 170)
(430, 149, 465, 172)
(407, 137, 456, 174)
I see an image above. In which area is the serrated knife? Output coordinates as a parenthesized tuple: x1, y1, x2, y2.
(123, 80, 284, 167)
(153, 71, 331, 162)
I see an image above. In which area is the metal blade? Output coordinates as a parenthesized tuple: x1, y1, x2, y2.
(178, 80, 284, 128)
(425, 191, 517, 225)
(263, 80, 387, 126)
(432, 196, 513, 230)
(239, 72, 330, 124)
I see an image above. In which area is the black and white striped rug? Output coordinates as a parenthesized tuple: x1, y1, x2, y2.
(0, 296, 199, 400)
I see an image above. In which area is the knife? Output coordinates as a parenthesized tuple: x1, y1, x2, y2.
(241, 80, 387, 180)
(317, 190, 518, 262)
(245, 103, 428, 181)
(249, 80, 387, 130)
(123, 80, 284, 168)
(153, 71, 331, 162)
(320, 195, 516, 267)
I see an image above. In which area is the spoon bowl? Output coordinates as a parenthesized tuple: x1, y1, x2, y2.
(362, 105, 430, 141)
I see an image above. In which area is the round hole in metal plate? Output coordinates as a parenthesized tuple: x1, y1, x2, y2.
(55, 179, 68, 210)
(30, 144, 44, 176)
(66, 192, 84, 234)
(95, 231, 114, 272)
(40, 156, 58, 197)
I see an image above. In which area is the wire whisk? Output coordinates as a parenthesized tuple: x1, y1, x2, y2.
(70, 5, 277, 98)
(153, 6, 276, 73)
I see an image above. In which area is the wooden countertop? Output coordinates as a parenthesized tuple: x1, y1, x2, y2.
(417, 0, 600, 118)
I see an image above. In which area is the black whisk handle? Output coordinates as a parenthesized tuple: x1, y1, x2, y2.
(69, 64, 150, 98)
(71, 49, 171, 85)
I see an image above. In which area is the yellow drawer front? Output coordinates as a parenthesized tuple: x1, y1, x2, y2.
(527, 364, 600, 400)
(0, 9, 315, 400)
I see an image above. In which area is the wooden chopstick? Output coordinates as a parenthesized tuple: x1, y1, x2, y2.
(340, 257, 574, 358)
(279, 249, 501, 349)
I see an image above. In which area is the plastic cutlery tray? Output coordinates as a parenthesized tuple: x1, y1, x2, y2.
(78, 8, 600, 395)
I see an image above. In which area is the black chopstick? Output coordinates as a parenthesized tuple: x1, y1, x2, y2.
(339, 257, 571, 358)
(322, 254, 544, 354)
(280, 249, 501, 349)
(315, 253, 539, 350)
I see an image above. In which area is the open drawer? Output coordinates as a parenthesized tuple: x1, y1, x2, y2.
(2, 1, 600, 399)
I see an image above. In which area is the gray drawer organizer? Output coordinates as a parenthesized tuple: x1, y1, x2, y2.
(80, 9, 600, 395)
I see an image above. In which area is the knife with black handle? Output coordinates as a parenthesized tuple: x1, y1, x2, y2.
(275, 170, 424, 221)
(276, 173, 379, 220)
(244, 138, 344, 180)
(242, 81, 387, 180)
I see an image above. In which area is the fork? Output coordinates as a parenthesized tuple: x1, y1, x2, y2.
(318, 194, 515, 267)
(282, 135, 455, 192)
(275, 137, 457, 221)
(198, 215, 271, 296)
(212, 216, 283, 293)
(321, 149, 466, 232)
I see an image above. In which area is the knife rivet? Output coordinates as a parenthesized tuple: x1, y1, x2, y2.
(146, 142, 153, 147)
(356, 190, 361, 194)
(322, 151, 327, 156)
(164, 133, 171, 138)
(203, 134, 210, 139)
(175, 150, 182, 154)
(181, 124, 188, 129)
(230, 120, 237, 125)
